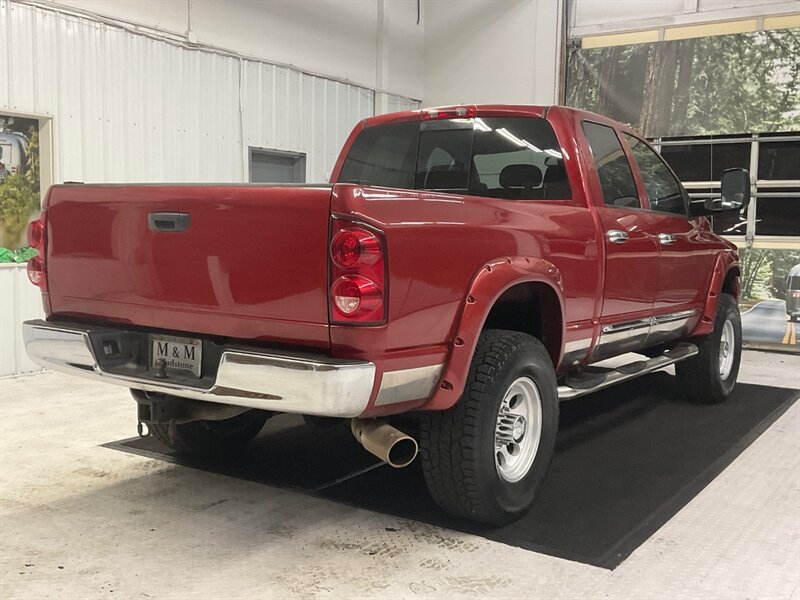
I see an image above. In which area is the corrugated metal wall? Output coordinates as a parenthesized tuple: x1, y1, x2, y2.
(0, 1, 389, 184)
(0, 265, 44, 377)
(241, 62, 375, 182)
(387, 94, 422, 114)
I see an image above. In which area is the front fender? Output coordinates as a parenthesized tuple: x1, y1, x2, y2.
(422, 256, 565, 411)
(691, 252, 740, 337)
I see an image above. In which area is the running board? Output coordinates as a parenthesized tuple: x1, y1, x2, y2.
(557, 342, 699, 401)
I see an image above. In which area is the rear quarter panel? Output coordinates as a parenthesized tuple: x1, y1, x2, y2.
(330, 182, 601, 415)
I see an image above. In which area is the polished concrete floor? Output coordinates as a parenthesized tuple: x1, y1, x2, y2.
(1, 350, 798, 599)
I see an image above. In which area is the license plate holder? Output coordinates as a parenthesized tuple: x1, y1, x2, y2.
(150, 334, 202, 377)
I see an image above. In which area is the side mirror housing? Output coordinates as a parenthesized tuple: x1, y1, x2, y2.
(694, 168, 751, 216)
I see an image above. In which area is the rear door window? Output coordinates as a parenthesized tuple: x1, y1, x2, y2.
(582, 121, 640, 209)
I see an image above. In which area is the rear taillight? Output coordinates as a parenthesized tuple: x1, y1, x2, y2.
(27, 256, 46, 288)
(28, 219, 44, 250)
(26, 216, 47, 289)
(329, 219, 386, 324)
(331, 228, 381, 268)
(792, 291, 800, 298)
(331, 275, 382, 315)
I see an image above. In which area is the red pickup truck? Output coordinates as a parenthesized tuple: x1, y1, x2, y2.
(24, 105, 749, 525)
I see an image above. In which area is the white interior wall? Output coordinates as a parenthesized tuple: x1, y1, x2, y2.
(42, 0, 424, 101)
(422, 0, 563, 107)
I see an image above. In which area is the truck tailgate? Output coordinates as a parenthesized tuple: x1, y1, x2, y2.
(45, 184, 332, 348)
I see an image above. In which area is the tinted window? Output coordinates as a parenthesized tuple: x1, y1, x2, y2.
(788, 276, 800, 290)
(625, 135, 686, 216)
(758, 140, 800, 180)
(582, 122, 639, 209)
(339, 122, 418, 188)
(415, 121, 473, 191)
(338, 117, 570, 200)
(755, 195, 800, 236)
(470, 118, 570, 200)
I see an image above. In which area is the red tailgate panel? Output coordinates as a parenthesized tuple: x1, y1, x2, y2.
(45, 184, 333, 349)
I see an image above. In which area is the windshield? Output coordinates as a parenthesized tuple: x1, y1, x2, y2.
(338, 117, 571, 201)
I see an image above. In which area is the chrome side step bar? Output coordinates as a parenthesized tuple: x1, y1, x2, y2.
(557, 342, 699, 401)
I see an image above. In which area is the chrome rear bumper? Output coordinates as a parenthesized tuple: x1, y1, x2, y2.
(22, 320, 376, 417)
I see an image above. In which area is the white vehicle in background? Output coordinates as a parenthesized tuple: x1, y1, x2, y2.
(787, 264, 800, 323)
(0, 130, 29, 176)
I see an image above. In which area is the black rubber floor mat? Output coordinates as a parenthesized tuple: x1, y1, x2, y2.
(105, 374, 798, 569)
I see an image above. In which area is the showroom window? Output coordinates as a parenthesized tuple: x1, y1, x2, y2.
(758, 138, 800, 180)
(753, 135, 800, 239)
(582, 121, 640, 209)
(659, 139, 751, 183)
(656, 132, 800, 242)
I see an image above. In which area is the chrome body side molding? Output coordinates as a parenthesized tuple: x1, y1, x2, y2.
(592, 309, 699, 362)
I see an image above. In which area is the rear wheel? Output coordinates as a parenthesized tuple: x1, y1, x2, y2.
(151, 410, 270, 457)
(675, 293, 742, 404)
(419, 329, 559, 525)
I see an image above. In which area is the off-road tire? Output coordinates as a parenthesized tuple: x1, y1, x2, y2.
(419, 329, 559, 525)
(151, 410, 270, 457)
(675, 293, 742, 404)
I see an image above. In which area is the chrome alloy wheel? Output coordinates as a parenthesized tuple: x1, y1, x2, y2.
(494, 376, 543, 483)
(719, 318, 735, 379)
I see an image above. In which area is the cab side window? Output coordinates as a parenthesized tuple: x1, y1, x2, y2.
(470, 117, 571, 200)
(625, 134, 687, 216)
(582, 121, 640, 209)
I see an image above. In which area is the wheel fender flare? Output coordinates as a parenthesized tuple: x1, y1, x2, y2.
(424, 256, 565, 411)
(691, 252, 740, 337)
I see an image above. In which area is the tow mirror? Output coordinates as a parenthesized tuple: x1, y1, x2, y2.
(719, 168, 750, 210)
(697, 168, 750, 215)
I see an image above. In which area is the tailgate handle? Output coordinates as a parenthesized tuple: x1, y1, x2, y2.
(148, 212, 191, 232)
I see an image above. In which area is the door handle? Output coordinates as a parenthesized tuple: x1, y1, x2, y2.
(659, 233, 677, 245)
(607, 229, 629, 243)
(148, 212, 191, 232)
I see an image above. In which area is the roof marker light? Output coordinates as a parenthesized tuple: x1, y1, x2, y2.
(421, 106, 477, 120)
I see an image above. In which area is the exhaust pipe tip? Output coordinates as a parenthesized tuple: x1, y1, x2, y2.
(351, 419, 418, 468)
(385, 436, 418, 468)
